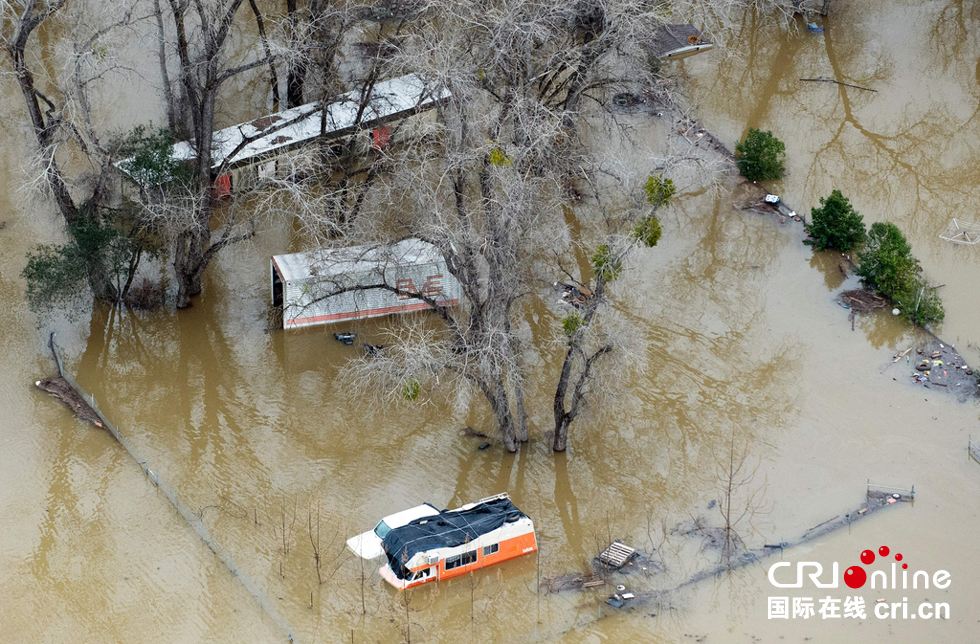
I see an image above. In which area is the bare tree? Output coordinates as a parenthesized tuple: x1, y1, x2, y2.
(165, 0, 277, 307)
(326, 0, 670, 451)
(549, 167, 674, 451)
(1, 0, 162, 311)
(270, 495, 298, 578)
(714, 427, 768, 562)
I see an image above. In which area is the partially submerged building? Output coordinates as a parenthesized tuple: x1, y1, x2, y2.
(271, 238, 461, 329)
(119, 73, 450, 194)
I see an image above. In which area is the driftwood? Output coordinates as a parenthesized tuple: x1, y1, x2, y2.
(35, 376, 104, 428)
(34, 332, 104, 428)
(544, 570, 605, 592)
(800, 77, 876, 93)
(840, 289, 886, 312)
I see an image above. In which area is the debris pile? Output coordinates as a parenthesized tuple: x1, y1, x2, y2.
(554, 282, 591, 309)
(905, 339, 979, 397)
(839, 289, 886, 312)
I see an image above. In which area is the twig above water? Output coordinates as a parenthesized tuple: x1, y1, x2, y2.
(800, 77, 877, 93)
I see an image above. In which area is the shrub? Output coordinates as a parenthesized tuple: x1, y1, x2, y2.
(893, 279, 944, 325)
(805, 190, 866, 251)
(401, 379, 421, 401)
(734, 128, 786, 181)
(632, 214, 662, 248)
(644, 174, 675, 209)
(856, 222, 943, 324)
(856, 222, 917, 297)
(590, 244, 622, 281)
(22, 212, 146, 318)
(631, 173, 673, 248)
(562, 311, 584, 336)
(117, 125, 192, 188)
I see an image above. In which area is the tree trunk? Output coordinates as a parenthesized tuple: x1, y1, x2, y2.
(7, 6, 120, 304)
(9, 47, 78, 224)
(285, 0, 305, 108)
(553, 414, 572, 452)
(247, 0, 280, 109)
(152, 0, 178, 132)
(174, 226, 208, 307)
(488, 383, 517, 452)
(552, 340, 577, 451)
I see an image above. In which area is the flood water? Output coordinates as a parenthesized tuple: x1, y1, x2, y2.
(2, 1, 979, 643)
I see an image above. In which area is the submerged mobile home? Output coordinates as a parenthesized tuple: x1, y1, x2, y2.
(377, 494, 537, 590)
(118, 73, 450, 195)
(271, 238, 461, 329)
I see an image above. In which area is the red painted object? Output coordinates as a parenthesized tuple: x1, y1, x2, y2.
(213, 173, 232, 198)
(372, 126, 391, 151)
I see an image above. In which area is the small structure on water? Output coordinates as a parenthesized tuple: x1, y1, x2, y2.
(648, 24, 713, 60)
(271, 238, 461, 329)
(375, 493, 537, 590)
(938, 218, 980, 245)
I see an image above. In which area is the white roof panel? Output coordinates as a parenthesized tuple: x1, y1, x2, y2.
(272, 238, 445, 283)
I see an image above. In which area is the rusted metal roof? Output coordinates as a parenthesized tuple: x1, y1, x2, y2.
(649, 24, 713, 59)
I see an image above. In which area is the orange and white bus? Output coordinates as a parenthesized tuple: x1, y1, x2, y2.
(377, 494, 536, 590)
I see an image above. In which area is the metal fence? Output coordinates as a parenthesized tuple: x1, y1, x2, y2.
(970, 436, 980, 464)
(50, 335, 298, 643)
(867, 479, 914, 500)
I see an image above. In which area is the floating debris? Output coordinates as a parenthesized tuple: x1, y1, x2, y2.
(35, 376, 104, 428)
(938, 218, 980, 245)
(554, 282, 592, 309)
(597, 540, 638, 569)
(545, 571, 605, 593)
(839, 289, 886, 312)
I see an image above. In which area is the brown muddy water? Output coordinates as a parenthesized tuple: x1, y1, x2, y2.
(2, 2, 980, 643)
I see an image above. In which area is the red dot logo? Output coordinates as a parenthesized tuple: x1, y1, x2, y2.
(879, 545, 890, 557)
(902, 563, 908, 569)
(860, 549, 875, 565)
(895, 553, 903, 561)
(844, 565, 867, 589)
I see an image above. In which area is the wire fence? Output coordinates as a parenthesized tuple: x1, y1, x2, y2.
(49, 334, 298, 644)
(969, 435, 980, 464)
(867, 479, 914, 500)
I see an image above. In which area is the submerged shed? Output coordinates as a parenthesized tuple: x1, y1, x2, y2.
(271, 239, 461, 329)
(648, 24, 713, 59)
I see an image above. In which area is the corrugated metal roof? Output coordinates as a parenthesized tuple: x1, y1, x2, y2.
(649, 24, 711, 58)
(272, 238, 444, 283)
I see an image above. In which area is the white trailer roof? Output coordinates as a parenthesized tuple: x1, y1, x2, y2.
(120, 74, 448, 178)
(273, 238, 445, 283)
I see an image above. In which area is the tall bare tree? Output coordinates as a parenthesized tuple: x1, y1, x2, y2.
(2, 0, 151, 308)
(550, 170, 674, 451)
(165, 0, 276, 307)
